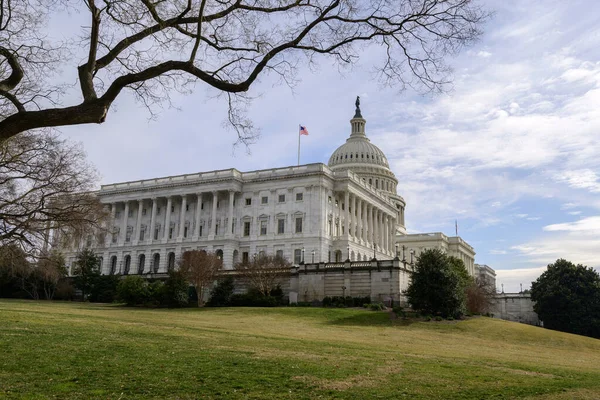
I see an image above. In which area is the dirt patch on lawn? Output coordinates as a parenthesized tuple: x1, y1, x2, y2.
(291, 362, 403, 391)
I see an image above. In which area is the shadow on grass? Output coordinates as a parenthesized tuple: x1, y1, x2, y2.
(325, 311, 418, 327)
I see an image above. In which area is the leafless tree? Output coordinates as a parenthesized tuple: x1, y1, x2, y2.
(466, 276, 496, 314)
(179, 250, 222, 306)
(0, 0, 488, 142)
(37, 250, 67, 300)
(235, 253, 290, 296)
(0, 131, 108, 256)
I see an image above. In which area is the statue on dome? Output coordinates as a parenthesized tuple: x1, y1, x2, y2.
(354, 95, 362, 118)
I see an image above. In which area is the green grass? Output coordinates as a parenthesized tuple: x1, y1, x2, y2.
(1, 300, 600, 399)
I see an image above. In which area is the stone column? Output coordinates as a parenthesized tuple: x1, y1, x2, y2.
(384, 215, 390, 252)
(106, 203, 116, 245)
(148, 198, 157, 243)
(178, 195, 187, 239)
(344, 191, 350, 237)
(120, 202, 129, 244)
(134, 199, 143, 244)
(193, 193, 202, 238)
(367, 204, 372, 245)
(352, 194, 357, 238)
(357, 198, 362, 242)
(228, 190, 235, 238)
(210, 191, 218, 236)
(163, 196, 172, 240)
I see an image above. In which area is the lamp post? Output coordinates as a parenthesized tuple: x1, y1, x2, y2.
(373, 242, 376, 260)
(347, 244, 350, 261)
(311, 249, 315, 264)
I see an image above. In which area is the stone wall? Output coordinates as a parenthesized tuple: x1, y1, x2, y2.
(491, 293, 540, 326)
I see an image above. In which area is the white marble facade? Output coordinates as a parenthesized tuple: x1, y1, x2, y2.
(63, 99, 476, 277)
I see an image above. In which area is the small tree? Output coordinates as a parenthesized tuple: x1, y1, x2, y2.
(72, 248, 101, 301)
(207, 276, 236, 307)
(406, 249, 467, 318)
(162, 269, 190, 308)
(179, 250, 222, 307)
(531, 259, 600, 338)
(235, 254, 290, 297)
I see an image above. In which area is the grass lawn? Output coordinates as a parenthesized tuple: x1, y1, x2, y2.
(1, 300, 600, 399)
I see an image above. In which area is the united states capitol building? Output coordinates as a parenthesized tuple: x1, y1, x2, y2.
(63, 99, 479, 300)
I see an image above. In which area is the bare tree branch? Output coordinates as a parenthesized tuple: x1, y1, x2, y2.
(0, 0, 489, 143)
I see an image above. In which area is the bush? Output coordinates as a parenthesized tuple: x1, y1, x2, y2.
(162, 269, 189, 308)
(435, 316, 443, 321)
(117, 276, 149, 306)
(392, 306, 404, 317)
(89, 275, 119, 303)
(229, 293, 280, 307)
(54, 279, 75, 301)
(207, 277, 235, 307)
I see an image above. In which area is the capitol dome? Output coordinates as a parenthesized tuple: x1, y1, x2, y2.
(328, 97, 399, 195)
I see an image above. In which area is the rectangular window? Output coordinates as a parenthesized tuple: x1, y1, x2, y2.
(260, 220, 267, 235)
(242, 252, 249, 264)
(277, 219, 285, 234)
(261, 196, 268, 204)
(139, 229, 145, 241)
(199, 226, 203, 237)
(184, 226, 188, 238)
(217, 201, 220, 208)
(295, 217, 303, 233)
(276, 250, 284, 259)
(243, 221, 251, 236)
(328, 196, 332, 203)
(296, 192, 303, 201)
(169, 227, 173, 239)
(115, 211, 121, 219)
(294, 249, 302, 264)
(185, 204, 189, 211)
(201, 203, 204, 210)
(215, 224, 219, 235)
(171, 205, 174, 213)
(128, 210, 133, 218)
(142, 208, 147, 216)
(157, 207, 161, 215)
(245, 198, 252, 206)
(125, 228, 132, 242)
(154, 227, 159, 240)
(278, 194, 285, 203)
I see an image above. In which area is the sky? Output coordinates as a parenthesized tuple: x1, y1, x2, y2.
(51, 0, 600, 292)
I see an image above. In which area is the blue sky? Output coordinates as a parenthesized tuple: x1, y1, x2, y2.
(55, 0, 600, 292)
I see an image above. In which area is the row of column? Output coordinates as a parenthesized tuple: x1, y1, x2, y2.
(107, 190, 236, 246)
(336, 191, 396, 254)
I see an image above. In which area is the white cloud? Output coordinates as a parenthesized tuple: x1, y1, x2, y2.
(477, 50, 493, 58)
(496, 267, 547, 292)
(490, 249, 507, 255)
(543, 216, 600, 233)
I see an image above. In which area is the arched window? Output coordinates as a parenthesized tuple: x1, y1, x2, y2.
(376, 179, 379, 189)
(335, 250, 342, 262)
(369, 178, 372, 186)
(123, 255, 131, 275)
(153, 253, 160, 273)
(138, 254, 146, 274)
(110, 256, 117, 275)
(167, 252, 176, 271)
(216, 249, 224, 260)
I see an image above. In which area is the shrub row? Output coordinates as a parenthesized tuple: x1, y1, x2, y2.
(206, 278, 286, 307)
(322, 296, 371, 308)
(116, 270, 192, 307)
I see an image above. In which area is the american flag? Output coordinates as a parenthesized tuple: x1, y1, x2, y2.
(299, 125, 309, 135)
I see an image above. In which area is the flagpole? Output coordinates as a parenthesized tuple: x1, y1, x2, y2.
(297, 124, 301, 166)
